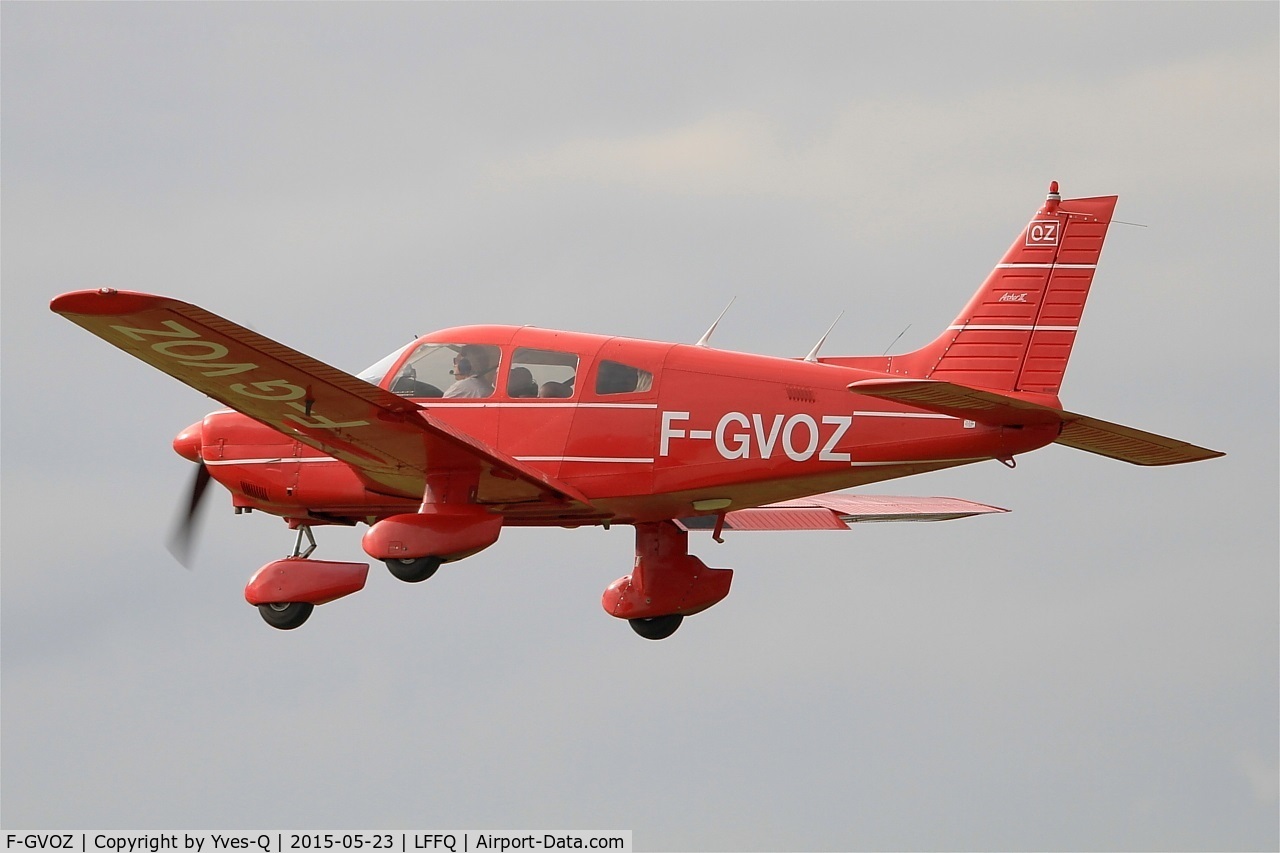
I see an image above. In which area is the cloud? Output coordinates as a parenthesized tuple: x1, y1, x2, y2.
(1237, 750, 1280, 804)
(495, 45, 1276, 237)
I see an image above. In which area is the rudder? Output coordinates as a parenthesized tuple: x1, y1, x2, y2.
(897, 183, 1119, 394)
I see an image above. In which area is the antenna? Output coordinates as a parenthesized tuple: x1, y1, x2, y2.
(881, 324, 911, 356)
(695, 297, 736, 347)
(803, 311, 845, 363)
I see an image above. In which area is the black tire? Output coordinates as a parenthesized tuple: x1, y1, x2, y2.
(629, 614, 683, 640)
(385, 556, 442, 583)
(258, 602, 314, 630)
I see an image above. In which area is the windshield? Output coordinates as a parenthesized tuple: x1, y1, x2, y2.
(388, 342, 502, 399)
(356, 342, 417, 386)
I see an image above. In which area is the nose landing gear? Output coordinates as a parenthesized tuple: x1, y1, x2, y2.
(243, 525, 370, 630)
(257, 601, 314, 630)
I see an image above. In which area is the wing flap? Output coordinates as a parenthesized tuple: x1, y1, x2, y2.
(848, 377, 1223, 466)
(52, 289, 591, 506)
(679, 492, 1008, 532)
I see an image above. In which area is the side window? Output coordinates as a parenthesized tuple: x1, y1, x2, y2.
(390, 343, 501, 399)
(595, 360, 654, 395)
(507, 348, 579, 399)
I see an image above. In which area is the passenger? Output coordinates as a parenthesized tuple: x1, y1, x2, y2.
(538, 381, 572, 398)
(443, 356, 494, 398)
(507, 367, 538, 398)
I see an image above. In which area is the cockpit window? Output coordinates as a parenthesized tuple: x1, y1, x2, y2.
(508, 347, 579, 399)
(595, 360, 653, 395)
(389, 343, 501, 399)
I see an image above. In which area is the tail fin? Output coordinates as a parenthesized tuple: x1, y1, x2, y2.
(895, 182, 1118, 395)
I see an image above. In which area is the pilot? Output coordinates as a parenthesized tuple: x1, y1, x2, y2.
(444, 355, 494, 398)
(507, 366, 538, 398)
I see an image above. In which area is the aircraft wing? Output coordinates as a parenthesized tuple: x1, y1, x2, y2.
(848, 378, 1224, 466)
(679, 492, 1007, 532)
(51, 289, 592, 507)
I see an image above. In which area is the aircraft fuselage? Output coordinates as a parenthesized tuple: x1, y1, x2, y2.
(194, 323, 1059, 527)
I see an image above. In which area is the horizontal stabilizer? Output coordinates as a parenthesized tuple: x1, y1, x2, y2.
(848, 378, 1062, 424)
(679, 492, 1007, 532)
(848, 378, 1223, 466)
(1054, 414, 1225, 466)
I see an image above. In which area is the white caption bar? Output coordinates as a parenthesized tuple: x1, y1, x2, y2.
(2, 832, 632, 853)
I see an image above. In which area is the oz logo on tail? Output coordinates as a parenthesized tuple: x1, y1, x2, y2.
(1026, 220, 1060, 247)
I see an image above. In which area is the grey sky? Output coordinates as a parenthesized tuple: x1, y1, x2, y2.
(3, 3, 1276, 850)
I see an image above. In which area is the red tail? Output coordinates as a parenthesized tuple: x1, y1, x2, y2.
(895, 183, 1119, 394)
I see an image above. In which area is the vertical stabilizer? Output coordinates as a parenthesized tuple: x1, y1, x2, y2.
(896, 183, 1119, 394)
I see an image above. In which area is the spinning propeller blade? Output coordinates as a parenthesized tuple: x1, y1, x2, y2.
(167, 462, 211, 568)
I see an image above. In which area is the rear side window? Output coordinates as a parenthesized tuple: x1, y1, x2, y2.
(508, 347, 580, 398)
(595, 360, 653, 395)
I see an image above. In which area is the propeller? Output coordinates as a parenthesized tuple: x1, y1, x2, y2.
(167, 461, 212, 568)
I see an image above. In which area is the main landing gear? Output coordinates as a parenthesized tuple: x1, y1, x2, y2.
(602, 521, 734, 640)
(384, 555, 442, 583)
(628, 613, 685, 641)
(243, 525, 369, 630)
(361, 500, 502, 585)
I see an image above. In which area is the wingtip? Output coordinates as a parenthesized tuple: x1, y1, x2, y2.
(51, 288, 166, 316)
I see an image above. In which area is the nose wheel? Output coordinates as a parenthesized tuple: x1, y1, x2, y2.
(258, 601, 314, 630)
(256, 526, 318, 630)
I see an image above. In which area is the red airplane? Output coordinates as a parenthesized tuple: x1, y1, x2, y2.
(51, 183, 1222, 639)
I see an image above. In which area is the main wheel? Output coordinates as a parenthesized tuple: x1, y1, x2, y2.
(258, 602, 314, 630)
(385, 556, 442, 583)
(629, 614, 684, 640)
